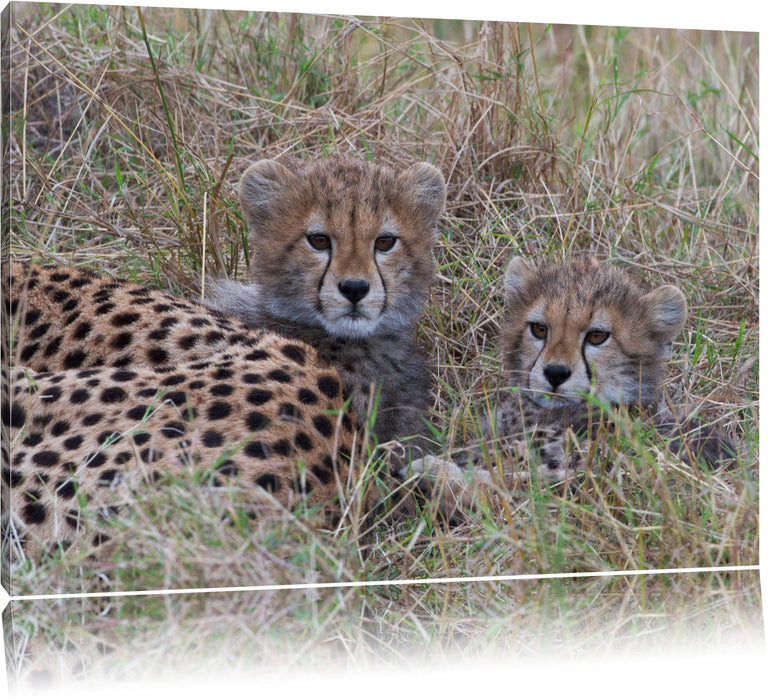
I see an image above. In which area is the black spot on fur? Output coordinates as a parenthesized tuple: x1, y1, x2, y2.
(210, 383, 234, 397)
(24, 309, 41, 325)
(70, 388, 90, 404)
(148, 328, 170, 341)
(63, 349, 87, 369)
(3, 401, 27, 427)
(51, 420, 70, 436)
(312, 415, 334, 438)
(82, 413, 102, 426)
(133, 431, 151, 446)
(65, 510, 83, 530)
(85, 452, 108, 468)
(298, 388, 318, 405)
(41, 386, 63, 403)
(202, 430, 224, 448)
(294, 432, 314, 451)
(56, 479, 77, 499)
(19, 343, 40, 362)
(3, 468, 24, 486)
(207, 402, 232, 420)
(245, 411, 270, 431)
(244, 441, 270, 459)
(111, 331, 133, 350)
(147, 347, 169, 364)
(111, 311, 141, 326)
(164, 391, 188, 406)
(139, 447, 162, 463)
(281, 344, 306, 365)
(126, 405, 149, 421)
(160, 374, 185, 386)
(268, 369, 292, 383)
(272, 439, 291, 456)
(62, 435, 83, 450)
(28, 322, 51, 340)
(73, 321, 92, 340)
(22, 432, 44, 447)
(97, 431, 118, 446)
(245, 349, 269, 362)
(95, 302, 116, 315)
(43, 336, 62, 356)
(216, 463, 240, 477)
(23, 502, 47, 525)
(161, 421, 185, 439)
(111, 370, 137, 382)
(178, 334, 198, 350)
(100, 386, 128, 404)
(312, 462, 333, 484)
(242, 373, 262, 384)
(255, 474, 280, 492)
(32, 450, 60, 467)
(317, 375, 340, 399)
(97, 469, 119, 486)
(247, 388, 273, 406)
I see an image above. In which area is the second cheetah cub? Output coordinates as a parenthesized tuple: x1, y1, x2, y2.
(409, 256, 735, 516)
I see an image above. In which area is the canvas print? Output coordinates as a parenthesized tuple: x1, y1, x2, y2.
(0, 2, 760, 690)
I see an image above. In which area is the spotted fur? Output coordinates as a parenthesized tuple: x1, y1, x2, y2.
(2, 262, 368, 558)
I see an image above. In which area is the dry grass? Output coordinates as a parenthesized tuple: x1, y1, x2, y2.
(1, 4, 760, 687)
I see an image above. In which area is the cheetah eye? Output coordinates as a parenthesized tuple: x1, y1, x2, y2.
(528, 322, 548, 340)
(306, 233, 331, 251)
(374, 234, 397, 253)
(585, 329, 610, 345)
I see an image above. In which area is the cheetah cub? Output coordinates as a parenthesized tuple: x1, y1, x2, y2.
(409, 256, 735, 515)
(206, 156, 445, 464)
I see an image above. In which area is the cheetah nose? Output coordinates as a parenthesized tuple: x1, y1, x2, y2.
(544, 364, 572, 390)
(338, 279, 370, 304)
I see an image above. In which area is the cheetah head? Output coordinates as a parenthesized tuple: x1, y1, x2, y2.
(239, 156, 445, 340)
(499, 256, 687, 411)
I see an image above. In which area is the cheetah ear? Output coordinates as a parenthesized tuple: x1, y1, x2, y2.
(239, 160, 293, 230)
(504, 256, 534, 302)
(644, 285, 687, 341)
(397, 163, 446, 232)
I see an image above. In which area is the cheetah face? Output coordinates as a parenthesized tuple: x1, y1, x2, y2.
(499, 256, 687, 411)
(239, 157, 446, 340)
(301, 211, 403, 338)
(521, 307, 618, 408)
